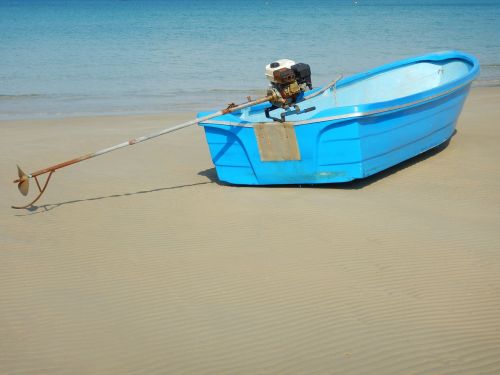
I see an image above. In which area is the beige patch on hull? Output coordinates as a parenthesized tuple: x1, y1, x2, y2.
(254, 122, 301, 162)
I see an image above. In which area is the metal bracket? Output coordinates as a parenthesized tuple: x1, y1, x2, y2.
(265, 104, 316, 123)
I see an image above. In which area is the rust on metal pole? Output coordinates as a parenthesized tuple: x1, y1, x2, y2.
(13, 154, 94, 183)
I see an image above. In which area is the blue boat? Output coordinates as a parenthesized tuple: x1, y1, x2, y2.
(198, 51, 479, 185)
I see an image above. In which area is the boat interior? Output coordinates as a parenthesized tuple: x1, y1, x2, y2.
(238, 58, 473, 123)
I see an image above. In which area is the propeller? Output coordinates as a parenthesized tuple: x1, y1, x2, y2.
(16, 165, 29, 196)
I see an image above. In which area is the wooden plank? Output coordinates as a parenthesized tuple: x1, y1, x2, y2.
(254, 122, 301, 162)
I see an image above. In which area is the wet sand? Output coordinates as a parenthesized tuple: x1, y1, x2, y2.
(1, 87, 500, 374)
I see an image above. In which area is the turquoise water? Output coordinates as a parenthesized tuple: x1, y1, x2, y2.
(1, 0, 499, 119)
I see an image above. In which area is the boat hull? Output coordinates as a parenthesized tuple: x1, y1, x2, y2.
(199, 52, 478, 185)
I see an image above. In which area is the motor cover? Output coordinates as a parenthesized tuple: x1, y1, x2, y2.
(265, 59, 296, 83)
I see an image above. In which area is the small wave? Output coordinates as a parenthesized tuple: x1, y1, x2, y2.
(0, 94, 46, 100)
(205, 88, 266, 94)
(473, 80, 500, 87)
(0, 90, 267, 104)
(482, 64, 500, 68)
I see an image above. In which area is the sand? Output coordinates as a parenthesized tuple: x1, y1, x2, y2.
(1, 87, 500, 374)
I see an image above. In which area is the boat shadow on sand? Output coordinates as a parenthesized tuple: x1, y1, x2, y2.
(16, 133, 454, 216)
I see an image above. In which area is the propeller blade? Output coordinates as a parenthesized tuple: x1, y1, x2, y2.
(18, 180, 29, 196)
(17, 165, 25, 178)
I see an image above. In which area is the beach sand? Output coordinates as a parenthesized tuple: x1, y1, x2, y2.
(1, 87, 500, 374)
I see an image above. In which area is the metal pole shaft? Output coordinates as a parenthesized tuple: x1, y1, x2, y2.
(14, 95, 272, 183)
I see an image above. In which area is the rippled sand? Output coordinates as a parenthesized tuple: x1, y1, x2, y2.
(1, 87, 500, 374)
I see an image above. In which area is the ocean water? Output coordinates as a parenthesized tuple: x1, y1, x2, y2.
(1, 0, 499, 119)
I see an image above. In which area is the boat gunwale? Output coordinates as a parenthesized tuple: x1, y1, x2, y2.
(198, 50, 479, 128)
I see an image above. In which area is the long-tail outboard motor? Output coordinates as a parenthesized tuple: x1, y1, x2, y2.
(265, 59, 314, 122)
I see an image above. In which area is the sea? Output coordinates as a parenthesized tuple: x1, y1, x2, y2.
(1, 0, 499, 119)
